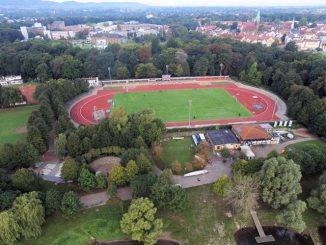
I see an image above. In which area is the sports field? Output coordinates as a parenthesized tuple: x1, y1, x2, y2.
(113, 88, 252, 122)
(0, 105, 37, 145)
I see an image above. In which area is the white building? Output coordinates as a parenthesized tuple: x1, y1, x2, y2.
(83, 77, 100, 87)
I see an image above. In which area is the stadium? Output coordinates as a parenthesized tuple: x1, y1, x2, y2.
(69, 76, 287, 128)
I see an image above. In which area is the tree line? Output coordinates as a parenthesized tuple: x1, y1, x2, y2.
(0, 33, 325, 136)
(0, 86, 25, 108)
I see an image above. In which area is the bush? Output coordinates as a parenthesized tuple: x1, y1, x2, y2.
(107, 182, 117, 198)
(61, 191, 82, 219)
(12, 168, 42, 192)
(136, 153, 152, 174)
(45, 188, 63, 215)
(232, 158, 265, 175)
(213, 175, 231, 197)
(185, 162, 193, 173)
(125, 160, 139, 182)
(78, 166, 97, 192)
(108, 163, 126, 186)
(96, 173, 107, 189)
(61, 157, 79, 181)
(171, 160, 182, 174)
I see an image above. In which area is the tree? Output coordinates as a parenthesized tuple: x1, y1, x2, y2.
(171, 160, 182, 175)
(107, 182, 118, 198)
(12, 168, 41, 192)
(120, 197, 163, 245)
(152, 144, 163, 162)
(135, 63, 162, 79)
(0, 210, 20, 245)
(232, 158, 265, 176)
(136, 153, 152, 174)
(0, 191, 20, 211)
(151, 177, 188, 212)
(196, 141, 211, 161)
(307, 171, 326, 224)
(213, 175, 231, 197)
(220, 148, 230, 160)
(131, 173, 157, 198)
(285, 41, 298, 52)
(78, 166, 97, 192)
(227, 175, 259, 215)
(193, 57, 209, 75)
(12, 192, 45, 240)
(96, 173, 107, 189)
(61, 157, 79, 181)
(45, 188, 63, 216)
(109, 163, 126, 186)
(240, 62, 262, 86)
(276, 200, 307, 232)
(61, 191, 82, 219)
(260, 157, 302, 209)
(66, 133, 81, 158)
(55, 133, 67, 159)
(27, 126, 47, 154)
(126, 160, 139, 182)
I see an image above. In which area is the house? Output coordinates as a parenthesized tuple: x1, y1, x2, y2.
(232, 124, 272, 145)
(0, 75, 23, 86)
(82, 77, 100, 87)
(206, 129, 240, 150)
(241, 145, 255, 160)
(90, 33, 125, 49)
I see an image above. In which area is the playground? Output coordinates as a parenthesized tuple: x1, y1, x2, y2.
(69, 79, 281, 128)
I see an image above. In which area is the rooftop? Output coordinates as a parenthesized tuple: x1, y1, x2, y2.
(207, 129, 239, 146)
(232, 124, 272, 141)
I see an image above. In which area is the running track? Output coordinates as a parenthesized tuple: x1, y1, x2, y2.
(70, 82, 279, 128)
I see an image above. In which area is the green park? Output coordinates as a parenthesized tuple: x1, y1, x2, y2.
(0, 105, 37, 145)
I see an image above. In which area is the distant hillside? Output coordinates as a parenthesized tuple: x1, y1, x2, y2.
(0, 0, 148, 9)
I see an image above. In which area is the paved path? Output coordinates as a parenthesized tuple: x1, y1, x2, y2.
(251, 137, 318, 158)
(153, 157, 232, 188)
(80, 187, 132, 209)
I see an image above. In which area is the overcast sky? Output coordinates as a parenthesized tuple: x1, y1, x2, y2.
(53, 0, 326, 7)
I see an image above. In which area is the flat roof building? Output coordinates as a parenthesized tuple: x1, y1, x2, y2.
(206, 129, 240, 150)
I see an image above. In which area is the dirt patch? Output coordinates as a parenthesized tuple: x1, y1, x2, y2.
(18, 85, 38, 104)
(90, 156, 121, 176)
(15, 127, 27, 133)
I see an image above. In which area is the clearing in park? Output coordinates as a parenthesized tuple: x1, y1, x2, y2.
(113, 88, 252, 122)
(0, 105, 37, 145)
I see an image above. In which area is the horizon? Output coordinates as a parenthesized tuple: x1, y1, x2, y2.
(49, 0, 326, 7)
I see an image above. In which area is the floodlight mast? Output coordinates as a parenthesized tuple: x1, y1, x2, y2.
(188, 99, 192, 127)
(108, 67, 111, 80)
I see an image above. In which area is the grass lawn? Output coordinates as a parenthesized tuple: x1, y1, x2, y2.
(286, 139, 325, 150)
(162, 137, 194, 172)
(0, 105, 37, 145)
(20, 185, 322, 245)
(103, 86, 123, 90)
(113, 88, 252, 122)
(210, 81, 230, 85)
(19, 200, 128, 245)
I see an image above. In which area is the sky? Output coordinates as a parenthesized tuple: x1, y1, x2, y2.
(53, 0, 326, 7)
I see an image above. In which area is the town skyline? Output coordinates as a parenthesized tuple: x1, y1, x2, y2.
(51, 0, 326, 7)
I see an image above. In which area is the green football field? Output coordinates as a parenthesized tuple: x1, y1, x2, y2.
(0, 105, 37, 145)
(113, 88, 252, 122)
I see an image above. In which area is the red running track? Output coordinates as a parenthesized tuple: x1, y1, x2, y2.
(70, 83, 279, 127)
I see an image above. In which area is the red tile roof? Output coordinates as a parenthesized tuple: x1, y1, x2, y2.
(232, 124, 272, 141)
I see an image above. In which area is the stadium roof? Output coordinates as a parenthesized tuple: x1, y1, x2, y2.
(206, 129, 239, 146)
(232, 124, 272, 141)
